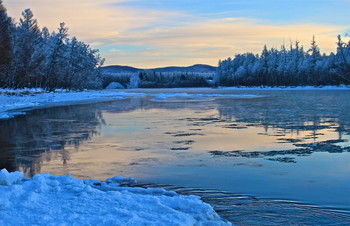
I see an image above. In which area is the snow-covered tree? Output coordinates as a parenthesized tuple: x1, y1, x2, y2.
(128, 73, 140, 88)
(65, 37, 104, 90)
(42, 22, 68, 89)
(0, 0, 12, 86)
(0, 1, 105, 90)
(13, 9, 43, 87)
(216, 36, 350, 86)
(335, 35, 350, 83)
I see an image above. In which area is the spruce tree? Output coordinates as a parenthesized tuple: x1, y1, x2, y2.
(0, 0, 12, 86)
(12, 9, 42, 87)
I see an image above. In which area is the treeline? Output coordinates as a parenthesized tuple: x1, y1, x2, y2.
(0, 1, 104, 90)
(135, 71, 212, 88)
(104, 71, 213, 88)
(215, 36, 350, 86)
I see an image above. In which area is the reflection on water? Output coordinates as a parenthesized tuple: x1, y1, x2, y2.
(0, 104, 105, 175)
(0, 89, 350, 223)
(209, 139, 350, 163)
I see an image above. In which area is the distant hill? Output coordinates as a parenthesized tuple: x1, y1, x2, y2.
(101, 64, 217, 74)
(101, 65, 140, 74)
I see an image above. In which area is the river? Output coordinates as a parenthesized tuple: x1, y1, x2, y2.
(1, 88, 349, 224)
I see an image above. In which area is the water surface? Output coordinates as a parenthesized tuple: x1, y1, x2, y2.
(1, 89, 349, 223)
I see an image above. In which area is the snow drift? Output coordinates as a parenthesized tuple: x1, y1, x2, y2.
(0, 169, 230, 225)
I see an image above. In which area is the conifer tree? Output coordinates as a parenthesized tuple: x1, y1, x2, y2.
(11, 9, 42, 87)
(0, 0, 12, 87)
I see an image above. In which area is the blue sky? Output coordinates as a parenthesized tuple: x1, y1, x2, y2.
(5, 0, 350, 68)
(116, 0, 348, 24)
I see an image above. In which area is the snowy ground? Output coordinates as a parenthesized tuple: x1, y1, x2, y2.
(218, 85, 350, 90)
(0, 88, 144, 119)
(0, 169, 230, 225)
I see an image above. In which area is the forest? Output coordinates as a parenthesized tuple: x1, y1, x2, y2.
(0, 1, 104, 90)
(215, 36, 350, 86)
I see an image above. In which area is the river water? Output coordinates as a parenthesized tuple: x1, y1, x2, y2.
(1, 88, 349, 224)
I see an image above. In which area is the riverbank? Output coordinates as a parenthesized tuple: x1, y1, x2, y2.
(0, 88, 135, 119)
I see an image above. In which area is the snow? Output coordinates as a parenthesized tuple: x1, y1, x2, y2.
(150, 93, 261, 101)
(150, 93, 188, 101)
(0, 169, 23, 186)
(0, 169, 230, 225)
(0, 88, 143, 120)
(217, 85, 350, 90)
(105, 82, 125, 89)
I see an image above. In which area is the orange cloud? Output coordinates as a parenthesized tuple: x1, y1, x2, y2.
(4, 0, 346, 68)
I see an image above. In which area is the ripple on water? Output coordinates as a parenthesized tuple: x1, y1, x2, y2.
(131, 183, 350, 225)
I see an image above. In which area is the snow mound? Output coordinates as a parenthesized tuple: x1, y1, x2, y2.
(0, 170, 231, 225)
(106, 82, 125, 89)
(0, 169, 23, 185)
(106, 175, 137, 185)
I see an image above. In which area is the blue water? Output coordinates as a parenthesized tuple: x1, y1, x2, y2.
(1, 88, 349, 224)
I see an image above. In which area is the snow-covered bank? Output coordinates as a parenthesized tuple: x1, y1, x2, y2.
(0, 89, 141, 119)
(0, 169, 230, 225)
(125, 85, 350, 93)
(217, 85, 350, 90)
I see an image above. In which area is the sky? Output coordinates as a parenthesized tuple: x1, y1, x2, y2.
(4, 0, 350, 68)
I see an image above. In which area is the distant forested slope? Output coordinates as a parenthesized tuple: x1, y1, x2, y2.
(101, 64, 216, 74)
(101, 64, 217, 88)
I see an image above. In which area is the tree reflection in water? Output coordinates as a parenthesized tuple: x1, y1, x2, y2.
(0, 104, 105, 176)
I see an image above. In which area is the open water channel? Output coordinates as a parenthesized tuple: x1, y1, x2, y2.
(1, 88, 349, 225)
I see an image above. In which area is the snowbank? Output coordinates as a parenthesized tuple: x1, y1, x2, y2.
(0, 169, 230, 225)
(0, 88, 141, 119)
(218, 85, 350, 90)
(0, 169, 23, 186)
(105, 82, 125, 89)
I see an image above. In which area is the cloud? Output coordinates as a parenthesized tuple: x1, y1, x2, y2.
(105, 17, 345, 67)
(5, 0, 186, 40)
(4, 0, 347, 68)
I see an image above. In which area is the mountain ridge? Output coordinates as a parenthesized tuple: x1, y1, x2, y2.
(102, 64, 217, 74)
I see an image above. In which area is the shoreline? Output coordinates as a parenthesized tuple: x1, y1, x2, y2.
(1, 86, 349, 120)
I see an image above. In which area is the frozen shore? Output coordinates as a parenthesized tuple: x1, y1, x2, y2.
(0, 169, 230, 225)
(0, 88, 139, 119)
(1, 86, 348, 120)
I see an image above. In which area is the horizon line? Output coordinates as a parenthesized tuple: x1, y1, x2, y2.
(103, 63, 218, 69)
